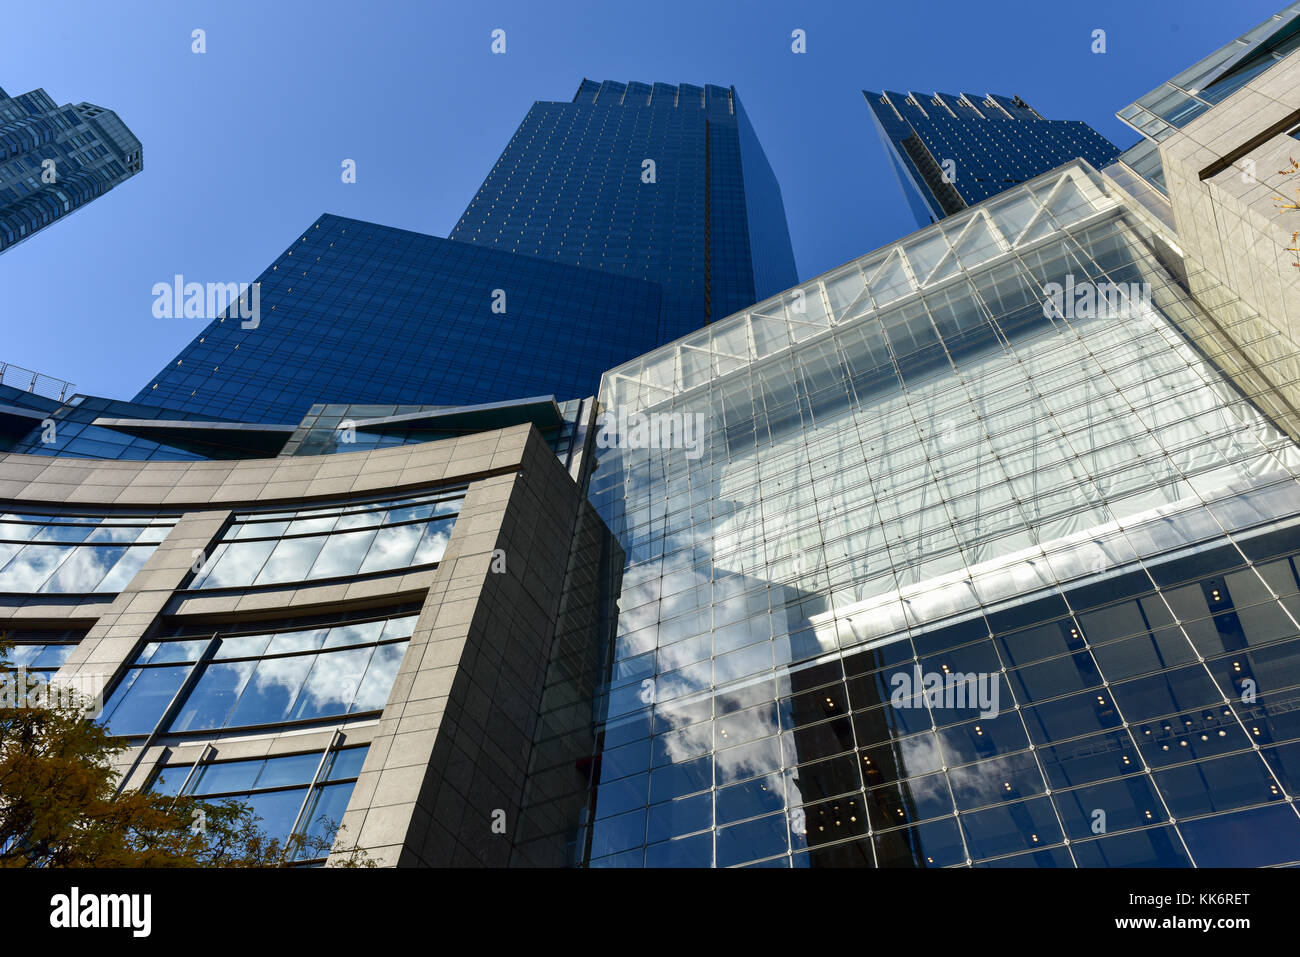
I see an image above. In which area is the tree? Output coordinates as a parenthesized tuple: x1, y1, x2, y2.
(0, 640, 371, 867)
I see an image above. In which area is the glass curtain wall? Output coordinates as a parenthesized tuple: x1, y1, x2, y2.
(586, 162, 1300, 867)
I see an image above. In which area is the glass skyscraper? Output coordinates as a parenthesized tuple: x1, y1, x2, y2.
(131, 214, 664, 424)
(131, 81, 796, 424)
(865, 90, 1120, 227)
(451, 80, 798, 337)
(0, 85, 142, 254)
(6, 9, 1300, 873)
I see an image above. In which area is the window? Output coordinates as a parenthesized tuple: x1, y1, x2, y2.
(100, 607, 419, 736)
(0, 626, 85, 678)
(189, 488, 463, 590)
(0, 510, 175, 594)
(151, 744, 368, 863)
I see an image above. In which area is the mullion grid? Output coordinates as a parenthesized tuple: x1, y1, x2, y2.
(104, 609, 417, 739)
(590, 196, 1300, 866)
(153, 734, 365, 864)
(988, 213, 1300, 862)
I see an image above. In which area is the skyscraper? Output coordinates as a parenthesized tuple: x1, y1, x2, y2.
(7, 12, 1300, 874)
(451, 80, 798, 338)
(0, 85, 142, 254)
(131, 81, 796, 423)
(131, 214, 664, 424)
(865, 90, 1120, 226)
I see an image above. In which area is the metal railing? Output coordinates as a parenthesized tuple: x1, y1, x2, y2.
(0, 360, 75, 403)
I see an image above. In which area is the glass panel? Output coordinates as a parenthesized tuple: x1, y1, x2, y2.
(0, 544, 74, 591)
(242, 787, 310, 843)
(380, 615, 419, 640)
(101, 666, 189, 736)
(32, 644, 75, 669)
(40, 546, 127, 593)
(149, 639, 209, 664)
(224, 655, 315, 728)
(306, 529, 378, 579)
(357, 523, 423, 575)
(290, 647, 374, 720)
(0, 521, 40, 542)
(150, 765, 191, 796)
(254, 752, 326, 789)
(413, 518, 454, 565)
(170, 661, 255, 732)
(351, 642, 407, 712)
(214, 633, 273, 659)
(191, 758, 263, 795)
(32, 524, 94, 544)
(266, 628, 328, 655)
(85, 525, 143, 544)
(294, 782, 357, 857)
(199, 540, 276, 589)
(254, 535, 328, 586)
(323, 746, 369, 781)
(96, 546, 154, 592)
(6, 644, 41, 667)
(323, 620, 385, 649)
(285, 515, 338, 536)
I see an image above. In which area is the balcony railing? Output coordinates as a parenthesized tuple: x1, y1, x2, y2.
(0, 360, 76, 403)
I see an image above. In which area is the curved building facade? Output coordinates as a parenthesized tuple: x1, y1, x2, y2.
(2, 424, 619, 866)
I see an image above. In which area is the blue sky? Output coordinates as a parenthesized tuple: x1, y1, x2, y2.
(0, 0, 1283, 401)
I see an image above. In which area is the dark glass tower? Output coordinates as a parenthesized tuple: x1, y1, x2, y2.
(0, 85, 142, 254)
(133, 214, 663, 424)
(451, 80, 798, 339)
(133, 80, 795, 423)
(865, 90, 1119, 227)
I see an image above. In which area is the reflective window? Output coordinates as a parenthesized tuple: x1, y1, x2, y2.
(189, 489, 464, 589)
(0, 510, 175, 594)
(0, 626, 84, 679)
(150, 744, 368, 862)
(100, 608, 418, 736)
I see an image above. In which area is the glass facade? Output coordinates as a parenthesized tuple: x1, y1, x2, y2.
(0, 85, 142, 254)
(132, 82, 797, 427)
(132, 215, 664, 423)
(451, 80, 798, 336)
(101, 607, 420, 737)
(866, 90, 1121, 226)
(584, 162, 1300, 867)
(0, 382, 251, 461)
(1118, 2, 1300, 145)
